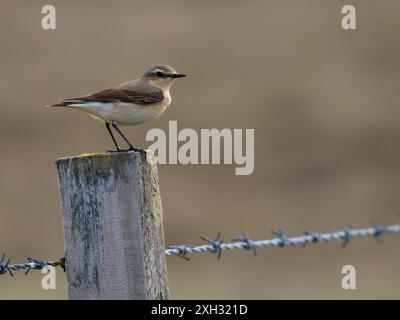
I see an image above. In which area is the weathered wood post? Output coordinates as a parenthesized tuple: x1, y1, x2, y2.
(55, 151, 169, 300)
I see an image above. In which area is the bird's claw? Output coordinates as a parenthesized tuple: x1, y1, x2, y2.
(106, 146, 144, 153)
(128, 146, 144, 153)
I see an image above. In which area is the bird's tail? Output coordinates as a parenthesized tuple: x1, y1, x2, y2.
(46, 100, 82, 108)
(47, 102, 69, 107)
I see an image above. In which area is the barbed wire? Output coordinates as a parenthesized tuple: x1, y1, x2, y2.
(1, 223, 399, 274)
(165, 223, 400, 260)
(0, 255, 65, 276)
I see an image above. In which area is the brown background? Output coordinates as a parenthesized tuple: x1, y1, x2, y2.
(1, 0, 400, 299)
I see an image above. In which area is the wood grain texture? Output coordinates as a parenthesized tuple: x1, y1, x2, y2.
(55, 151, 169, 300)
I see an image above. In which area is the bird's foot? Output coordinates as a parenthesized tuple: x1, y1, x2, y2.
(106, 148, 128, 153)
(128, 146, 146, 153)
(106, 146, 144, 153)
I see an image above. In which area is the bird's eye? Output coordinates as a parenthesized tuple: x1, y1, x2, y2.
(155, 71, 165, 77)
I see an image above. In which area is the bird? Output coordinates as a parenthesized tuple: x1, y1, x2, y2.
(49, 65, 186, 152)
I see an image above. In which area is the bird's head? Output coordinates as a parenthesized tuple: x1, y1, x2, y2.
(142, 65, 186, 90)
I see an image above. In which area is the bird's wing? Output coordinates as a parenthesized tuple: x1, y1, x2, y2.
(63, 87, 164, 105)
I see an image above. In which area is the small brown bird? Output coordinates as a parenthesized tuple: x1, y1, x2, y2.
(50, 65, 186, 152)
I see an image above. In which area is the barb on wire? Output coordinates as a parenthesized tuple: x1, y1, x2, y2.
(1, 223, 400, 276)
(231, 233, 257, 256)
(165, 223, 400, 258)
(0, 255, 65, 276)
(200, 233, 224, 258)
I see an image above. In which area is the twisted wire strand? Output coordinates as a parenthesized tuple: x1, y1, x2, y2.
(1, 223, 399, 274)
(165, 223, 400, 259)
(0, 256, 65, 276)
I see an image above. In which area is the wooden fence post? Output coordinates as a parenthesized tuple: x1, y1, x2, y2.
(55, 151, 169, 300)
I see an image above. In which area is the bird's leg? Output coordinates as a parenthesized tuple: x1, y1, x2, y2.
(111, 122, 141, 152)
(105, 122, 123, 152)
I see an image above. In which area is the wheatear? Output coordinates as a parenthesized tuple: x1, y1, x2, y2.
(50, 65, 186, 152)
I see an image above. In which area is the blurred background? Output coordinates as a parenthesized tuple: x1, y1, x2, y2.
(1, 0, 400, 299)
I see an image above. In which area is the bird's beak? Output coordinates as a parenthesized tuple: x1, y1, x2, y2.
(169, 73, 187, 78)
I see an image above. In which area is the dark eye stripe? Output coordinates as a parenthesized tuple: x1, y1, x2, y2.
(155, 71, 166, 78)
